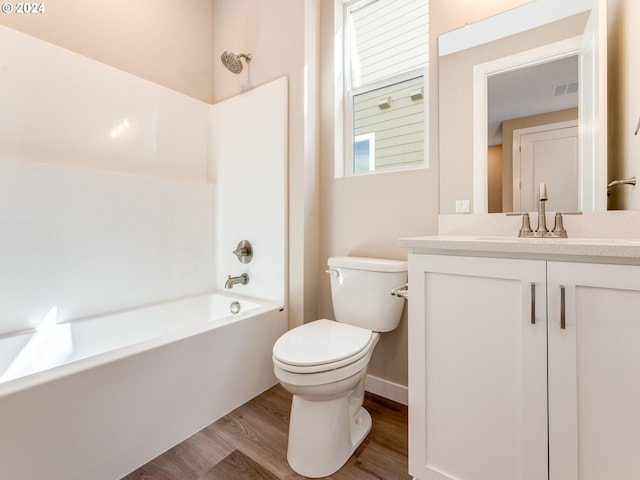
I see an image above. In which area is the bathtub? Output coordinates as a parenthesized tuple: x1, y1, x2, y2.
(0, 292, 287, 480)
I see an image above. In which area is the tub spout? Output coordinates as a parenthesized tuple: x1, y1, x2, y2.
(225, 273, 249, 289)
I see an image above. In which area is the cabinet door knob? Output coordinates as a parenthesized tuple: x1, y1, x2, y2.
(560, 286, 566, 329)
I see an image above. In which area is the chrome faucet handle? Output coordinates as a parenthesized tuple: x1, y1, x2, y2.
(551, 212, 568, 238)
(557, 211, 583, 215)
(506, 212, 534, 237)
(550, 211, 583, 238)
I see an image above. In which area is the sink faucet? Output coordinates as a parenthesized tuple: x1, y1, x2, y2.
(507, 182, 582, 238)
(225, 273, 249, 289)
(536, 182, 549, 236)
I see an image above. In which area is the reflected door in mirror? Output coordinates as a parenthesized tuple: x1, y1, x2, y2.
(514, 121, 579, 212)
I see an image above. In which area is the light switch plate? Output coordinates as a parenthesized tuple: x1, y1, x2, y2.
(455, 200, 470, 213)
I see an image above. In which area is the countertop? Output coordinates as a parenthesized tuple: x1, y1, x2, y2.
(398, 235, 640, 263)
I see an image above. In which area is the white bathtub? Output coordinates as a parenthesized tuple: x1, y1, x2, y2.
(0, 292, 287, 480)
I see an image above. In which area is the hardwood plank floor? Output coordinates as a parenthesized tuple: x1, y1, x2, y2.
(122, 384, 411, 480)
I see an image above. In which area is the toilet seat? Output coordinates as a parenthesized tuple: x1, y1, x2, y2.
(272, 319, 374, 374)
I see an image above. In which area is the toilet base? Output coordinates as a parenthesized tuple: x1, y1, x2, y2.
(286, 393, 372, 478)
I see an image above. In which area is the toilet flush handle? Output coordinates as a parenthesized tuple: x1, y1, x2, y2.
(325, 268, 340, 278)
(391, 283, 409, 300)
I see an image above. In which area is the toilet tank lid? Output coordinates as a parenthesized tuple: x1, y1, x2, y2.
(328, 256, 407, 272)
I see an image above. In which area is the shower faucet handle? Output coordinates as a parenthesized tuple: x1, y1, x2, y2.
(232, 240, 253, 264)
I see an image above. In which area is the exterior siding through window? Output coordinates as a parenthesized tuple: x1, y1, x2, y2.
(347, 0, 428, 173)
(353, 76, 424, 169)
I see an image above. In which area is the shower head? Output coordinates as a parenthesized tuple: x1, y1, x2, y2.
(221, 51, 252, 74)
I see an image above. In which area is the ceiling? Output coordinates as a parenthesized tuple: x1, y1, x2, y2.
(487, 55, 579, 145)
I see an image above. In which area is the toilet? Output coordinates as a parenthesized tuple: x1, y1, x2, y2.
(272, 256, 407, 478)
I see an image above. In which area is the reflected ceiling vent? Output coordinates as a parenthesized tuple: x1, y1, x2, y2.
(552, 81, 578, 97)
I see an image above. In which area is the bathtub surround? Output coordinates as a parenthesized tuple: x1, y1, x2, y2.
(0, 158, 215, 336)
(0, 25, 216, 337)
(0, 24, 288, 480)
(210, 78, 288, 302)
(0, 24, 287, 334)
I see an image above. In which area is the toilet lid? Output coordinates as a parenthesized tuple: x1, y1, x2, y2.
(272, 319, 373, 368)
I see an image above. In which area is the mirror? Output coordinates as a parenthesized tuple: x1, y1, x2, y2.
(438, 0, 609, 214)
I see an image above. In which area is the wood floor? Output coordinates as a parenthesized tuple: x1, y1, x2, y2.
(122, 384, 411, 480)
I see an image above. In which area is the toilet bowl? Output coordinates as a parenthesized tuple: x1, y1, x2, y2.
(272, 256, 407, 478)
(273, 320, 380, 478)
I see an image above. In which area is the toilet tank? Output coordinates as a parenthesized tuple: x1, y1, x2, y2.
(327, 256, 407, 332)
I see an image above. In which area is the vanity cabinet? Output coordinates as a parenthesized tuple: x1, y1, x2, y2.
(408, 253, 640, 480)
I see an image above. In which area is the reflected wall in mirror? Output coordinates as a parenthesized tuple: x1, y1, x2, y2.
(438, 0, 609, 214)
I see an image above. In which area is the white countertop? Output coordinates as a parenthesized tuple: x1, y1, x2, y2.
(399, 212, 640, 263)
(399, 235, 640, 263)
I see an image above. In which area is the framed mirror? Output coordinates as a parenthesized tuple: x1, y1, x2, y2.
(438, 0, 607, 214)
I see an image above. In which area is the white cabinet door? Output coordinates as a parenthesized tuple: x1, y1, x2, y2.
(409, 254, 548, 480)
(547, 262, 640, 480)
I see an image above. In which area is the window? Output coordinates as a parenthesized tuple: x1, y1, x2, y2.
(343, 0, 428, 176)
(354, 132, 375, 172)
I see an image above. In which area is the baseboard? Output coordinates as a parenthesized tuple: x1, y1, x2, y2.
(365, 374, 408, 406)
